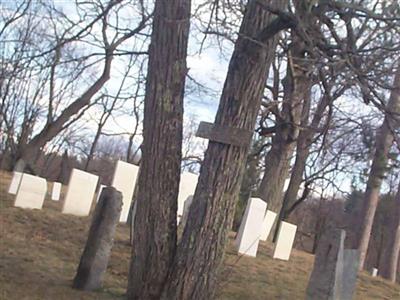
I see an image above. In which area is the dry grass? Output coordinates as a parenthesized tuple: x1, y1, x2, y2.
(0, 171, 399, 299)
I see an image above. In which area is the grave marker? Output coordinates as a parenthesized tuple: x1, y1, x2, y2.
(179, 195, 193, 229)
(341, 249, 360, 300)
(177, 172, 198, 220)
(372, 268, 378, 277)
(235, 197, 267, 257)
(51, 182, 62, 201)
(8, 171, 23, 194)
(111, 160, 139, 222)
(273, 221, 297, 261)
(73, 187, 122, 291)
(62, 169, 99, 216)
(14, 174, 47, 209)
(306, 228, 345, 300)
(96, 184, 106, 202)
(260, 210, 277, 241)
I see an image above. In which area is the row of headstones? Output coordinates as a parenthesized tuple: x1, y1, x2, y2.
(234, 197, 297, 261)
(8, 160, 199, 223)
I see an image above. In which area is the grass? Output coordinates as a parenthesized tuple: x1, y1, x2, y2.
(0, 171, 399, 299)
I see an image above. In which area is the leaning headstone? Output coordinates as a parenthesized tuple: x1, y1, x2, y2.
(235, 197, 267, 257)
(72, 187, 123, 291)
(111, 160, 139, 222)
(8, 171, 23, 194)
(179, 195, 193, 229)
(371, 268, 378, 277)
(260, 210, 277, 241)
(273, 221, 297, 261)
(62, 169, 99, 216)
(14, 174, 47, 209)
(96, 184, 106, 202)
(51, 182, 62, 201)
(177, 172, 198, 220)
(341, 249, 360, 300)
(306, 228, 345, 300)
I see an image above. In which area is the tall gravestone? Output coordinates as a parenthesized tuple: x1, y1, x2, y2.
(273, 221, 297, 260)
(306, 228, 346, 300)
(341, 249, 360, 300)
(8, 171, 23, 194)
(51, 182, 62, 201)
(260, 210, 277, 241)
(235, 197, 267, 257)
(111, 160, 139, 222)
(177, 172, 198, 221)
(73, 187, 123, 291)
(62, 169, 99, 216)
(14, 174, 47, 209)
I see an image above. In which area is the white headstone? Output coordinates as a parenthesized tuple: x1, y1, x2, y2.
(51, 182, 62, 201)
(62, 169, 99, 216)
(14, 174, 47, 209)
(235, 197, 267, 257)
(111, 160, 139, 222)
(8, 171, 23, 194)
(273, 221, 297, 261)
(96, 184, 106, 202)
(177, 172, 198, 219)
(372, 268, 378, 277)
(260, 210, 277, 241)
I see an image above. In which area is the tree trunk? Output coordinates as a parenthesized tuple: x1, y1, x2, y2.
(257, 33, 312, 216)
(379, 182, 400, 282)
(73, 187, 122, 291)
(161, 1, 289, 299)
(356, 63, 400, 270)
(126, 0, 191, 299)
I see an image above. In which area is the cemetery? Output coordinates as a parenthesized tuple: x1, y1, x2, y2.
(0, 169, 399, 299)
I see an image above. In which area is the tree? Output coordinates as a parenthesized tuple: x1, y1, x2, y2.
(127, 0, 191, 299)
(380, 182, 400, 282)
(356, 62, 400, 270)
(161, 1, 291, 298)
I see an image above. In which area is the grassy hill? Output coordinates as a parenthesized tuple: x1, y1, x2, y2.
(0, 171, 399, 299)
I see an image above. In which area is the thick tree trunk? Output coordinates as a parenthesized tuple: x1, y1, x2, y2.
(161, 1, 289, 299)
(356, 63, 400, 270)
(73, 187, 122, 291)
(379, 182, 400, 282)
(258, 34, 312, 216)
(126, 1, 191, 299)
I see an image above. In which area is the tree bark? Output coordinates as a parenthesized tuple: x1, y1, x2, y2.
(257, 32, 312, 216)
(161, 1, 289, 299)
(379, 182, 400, 282)
(72, 187, 122, 291)
(126, 0, 191, 299)
(356, 63, 400, 270)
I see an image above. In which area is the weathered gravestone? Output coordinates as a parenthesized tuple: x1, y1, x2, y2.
(8, 171, 23, 195)
(371, 268, 378, 277)
(341, 249, 360, 300)
(260, 210, 277, 241)
(235, 197, 267, 257)
(111, 160, 139, 222)
(177, 172, 198, 221)
(73, 187, 123, 291)
(273, 221, 297, 261)
(62, 169, 99, 216)
(14, 174, 47, 209)
(51, 182, 62, 201)
(306, 228, 346, 300)
(179, 195, 193, 229)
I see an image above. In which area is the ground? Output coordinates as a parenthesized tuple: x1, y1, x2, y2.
(0, 171, 399, 299)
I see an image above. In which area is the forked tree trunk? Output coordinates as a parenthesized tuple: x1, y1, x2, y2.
(356, 63, 400, 270)
(379, 182, 400, 282)
(161, 1, 289, 299)
(127, 0, 191, 299)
